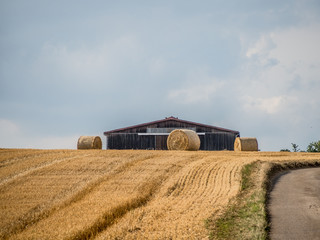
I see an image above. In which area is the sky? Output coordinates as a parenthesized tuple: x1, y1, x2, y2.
(1, 0, 320, 151)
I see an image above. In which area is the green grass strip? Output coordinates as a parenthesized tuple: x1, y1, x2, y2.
(207, 162, 268, 240)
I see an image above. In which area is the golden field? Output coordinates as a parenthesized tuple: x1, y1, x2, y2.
(0, 149, 320, 239)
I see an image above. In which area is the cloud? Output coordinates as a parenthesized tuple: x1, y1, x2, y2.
(236, 24, 320, 150)
(33, 34, 143, 84)
(166, 66, 227, 104)
(242, 95, 296, 115)
(27, 135, 81, 149)
(242, 23, 320, 98)
(0, 118, 20, 136)
(0, 118, 82, 149)
(148, 58, 167, 76)
(246, 34, 276, 58)
(168, 81, 224, 104)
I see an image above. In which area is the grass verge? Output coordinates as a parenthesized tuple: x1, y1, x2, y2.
(206, 161, 268, 240)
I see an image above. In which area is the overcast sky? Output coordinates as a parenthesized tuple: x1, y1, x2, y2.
(1, 0, 319, 151)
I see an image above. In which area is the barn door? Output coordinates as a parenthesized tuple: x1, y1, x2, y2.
(155, 136, 168, 150)
(155, 136, 162, 150)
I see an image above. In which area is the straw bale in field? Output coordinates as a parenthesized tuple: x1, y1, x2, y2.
(167, 129, 200, 151)
(234, 137, 258, 151)
(77, 136, 102, 149)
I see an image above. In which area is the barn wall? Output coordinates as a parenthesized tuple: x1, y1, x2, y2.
(106, 132, 237, 150)
(200, 133, 236, 150)
(107, 134, 156, 150)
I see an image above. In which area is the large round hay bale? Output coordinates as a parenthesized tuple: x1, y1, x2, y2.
(234, 137, 258, 151)
(77, 136, 102, 150)
(167, 129, 200, 151)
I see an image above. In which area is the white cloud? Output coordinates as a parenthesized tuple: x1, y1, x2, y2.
(236, 24, 320, 150)
(270, 25, 320, 66)
(148, 58, 166, 75)
(242, 95, 297, 115)
(167, 80, 224, 104)
(242, 23, 320, 102)
(245, 24, 320, 80)
(167, 67, 227, 104)
(26, 135, 81, 149)
(0, 118, 25, 148)
(0, 118, 81, 149)
(246, 34, 276, 58)
(0, 119, 20, 136)
(33, 34, 143, 84)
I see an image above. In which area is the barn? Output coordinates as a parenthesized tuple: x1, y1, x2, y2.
(104, 117, 240, 151)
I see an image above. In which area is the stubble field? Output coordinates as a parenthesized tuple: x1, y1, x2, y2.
(0, 149, 320, 239)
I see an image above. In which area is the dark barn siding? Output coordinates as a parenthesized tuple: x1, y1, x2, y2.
(107, 132, 236, 151)
(107, 134, 156, 150)
(199, 133, 236, 150)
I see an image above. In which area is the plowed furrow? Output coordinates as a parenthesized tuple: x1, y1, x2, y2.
(174, 158, 209, 197)
(214, 162, 237, 202)
(0, 153, 91, 188)
(229, 164, 242, 192)
(171, 166, 196, 196)
(184, 164, 214, 198)
(205, 165, 216, 187)
(210, 163, 225, 199)
(197, 162, 222, 199)
(0, 150, 45, 163)
(0, 151, 81, 183)
(0, 150, 72, 170)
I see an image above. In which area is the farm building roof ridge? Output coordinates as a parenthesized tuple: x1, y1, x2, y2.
(104, 117, 239, 135)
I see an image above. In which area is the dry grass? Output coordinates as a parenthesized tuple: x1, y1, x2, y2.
(0, 149, 319, 239)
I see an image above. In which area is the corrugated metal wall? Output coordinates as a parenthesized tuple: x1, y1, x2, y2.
(199, 133, 236, 150)
(106, 132, 236, 151)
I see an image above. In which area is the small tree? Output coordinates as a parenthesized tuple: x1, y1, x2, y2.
(307, 140, 320, 152)
(280, 149, 290, 152)
(291, 143, 300, 152)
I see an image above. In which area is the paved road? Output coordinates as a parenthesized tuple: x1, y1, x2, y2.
(268, 168, 320, 240)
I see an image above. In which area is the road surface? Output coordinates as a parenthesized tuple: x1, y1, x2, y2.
(268, 168, 320, 240)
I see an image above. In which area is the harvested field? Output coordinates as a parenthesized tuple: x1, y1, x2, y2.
(0, 149, 319, 239)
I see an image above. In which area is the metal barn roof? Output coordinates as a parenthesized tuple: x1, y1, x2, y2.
(104, 116, 239, 135)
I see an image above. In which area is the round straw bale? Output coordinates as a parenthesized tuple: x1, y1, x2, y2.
(167, 129, 200, 151)
(77, 136, 102, 150)
(234, 137, 258, 151)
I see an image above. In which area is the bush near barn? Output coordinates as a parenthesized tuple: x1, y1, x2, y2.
(307, 140, 320, 152)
